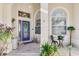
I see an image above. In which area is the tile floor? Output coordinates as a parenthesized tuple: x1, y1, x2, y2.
(7, 43, 40, 56)
(7, 43, 79, 56)
(57, 47, 79, 56)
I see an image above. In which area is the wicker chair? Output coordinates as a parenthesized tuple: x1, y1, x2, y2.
(50, 35, 58, 45)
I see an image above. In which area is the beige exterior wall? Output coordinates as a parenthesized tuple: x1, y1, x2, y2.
(0, 3, 40, 53)
(0, 3, 79, 53)
(48, 3, 73, 24)
(11, 3, 40, 50)
(48, 3, 79, 47)
(0, 3, 13, 53)
(11, 3, 34, 40)
(12, 3, 40, 39)
(48, 3, 74, 45)
(72, 4, 79, 47)
(0, 4, 3, 20)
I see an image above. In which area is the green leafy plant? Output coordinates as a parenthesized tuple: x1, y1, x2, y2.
(67, 26, 75, 46)
(52, 45, 58, 55)
(58, 35, 64, 40)
(0, 24, 14, 55)
(0, 31, 12, 42)
(40, 42, 58, 56)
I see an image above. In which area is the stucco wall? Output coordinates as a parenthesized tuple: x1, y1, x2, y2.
(72, 4, 79, 47)
(0, 3, 13, 53)
(48, 4, 73, 45)
(0, 3, 40, 53)
(0, 4, 3, 20)
(48, 3, 79, 47)
(11, 3, 33, 40)
(11, 3, 40, 41)
(1, 3, 79, 53)
(48, 3, 73, 24)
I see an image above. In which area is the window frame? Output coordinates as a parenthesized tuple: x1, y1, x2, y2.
(51, 8, 67, 36)
(35, 11, 41, 34)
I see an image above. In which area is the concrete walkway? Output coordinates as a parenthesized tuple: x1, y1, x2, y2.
(7, 43, 40, 56)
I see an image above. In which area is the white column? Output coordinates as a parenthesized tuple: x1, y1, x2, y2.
(41, 3, 48, 44)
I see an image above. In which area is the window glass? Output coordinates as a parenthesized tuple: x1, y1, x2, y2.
(35, 11, 41, 34)
(52, 8, 67, 35)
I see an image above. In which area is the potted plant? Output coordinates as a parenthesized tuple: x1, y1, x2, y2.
(57, 35, 64, 47)
(40, 42, 58, 56)
(67, 26, 75, 46)
(67, 26, 75, 56)
(11, 36, 17, 49)
(0, 23, 14, 56)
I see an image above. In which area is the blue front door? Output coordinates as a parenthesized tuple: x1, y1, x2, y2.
(20, 20, 30, 41)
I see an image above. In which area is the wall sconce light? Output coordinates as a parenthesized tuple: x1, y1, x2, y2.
(12, 18, 15, 23)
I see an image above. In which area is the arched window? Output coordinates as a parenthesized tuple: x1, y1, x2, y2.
(51, 8, 67, 35)
(35, 11, 41, 34)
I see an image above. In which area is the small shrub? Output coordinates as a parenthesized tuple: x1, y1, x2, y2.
(40, 42, 58, 56)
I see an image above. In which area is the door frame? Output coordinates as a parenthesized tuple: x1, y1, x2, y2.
(18, 17, 32, 43)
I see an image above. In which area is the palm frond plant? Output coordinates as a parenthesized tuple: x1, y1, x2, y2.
(0, 23, 14, 56)
(67, 26, 75, 56)
(67, 26, 75, 46)
(51, 45, 58, 55)
(40, 42, 58, 56)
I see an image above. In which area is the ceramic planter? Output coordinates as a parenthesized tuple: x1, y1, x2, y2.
(11, 38, 17, 49)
